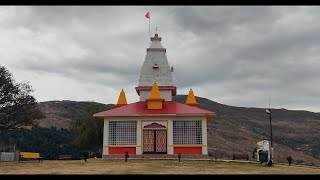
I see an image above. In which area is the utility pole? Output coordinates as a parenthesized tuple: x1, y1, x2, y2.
(266, 108, 273, 166)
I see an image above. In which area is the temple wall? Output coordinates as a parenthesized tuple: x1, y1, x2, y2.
(139, 90, 172, 101)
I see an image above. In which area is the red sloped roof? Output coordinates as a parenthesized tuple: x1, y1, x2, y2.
(93, 101, 215, 120)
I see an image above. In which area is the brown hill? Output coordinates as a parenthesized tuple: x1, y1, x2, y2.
(173, 95, 320, 166)
(36, 100, 113, 129)
(36, 96, 320, 166)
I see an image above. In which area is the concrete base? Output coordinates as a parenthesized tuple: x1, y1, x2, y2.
(102, 154, 209, 159)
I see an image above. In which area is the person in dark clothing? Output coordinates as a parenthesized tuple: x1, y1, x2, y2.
(287, 155, 293, 165)
(82, 152, 89, 162)
(252, 149, 257, 159)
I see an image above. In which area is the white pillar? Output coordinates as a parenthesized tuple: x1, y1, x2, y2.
(167, 120, 173, 154)
(202, 119, 208, 155)
(136, 120, 142, 155)
(103, 119, 109, 155)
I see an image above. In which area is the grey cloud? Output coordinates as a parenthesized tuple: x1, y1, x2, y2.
(172, 6, 281, 35)
(1, 6, 320, 112)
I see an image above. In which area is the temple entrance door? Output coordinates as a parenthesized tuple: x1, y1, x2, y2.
(143, 130, 167, 154)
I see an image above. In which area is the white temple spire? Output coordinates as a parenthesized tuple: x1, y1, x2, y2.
(136, 33, 176, 101)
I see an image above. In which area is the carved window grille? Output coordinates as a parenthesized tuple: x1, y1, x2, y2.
(173, 121, 202, 144)
(109, 121, 137, 145)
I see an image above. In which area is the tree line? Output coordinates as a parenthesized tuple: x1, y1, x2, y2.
(0, 65, 104, 159)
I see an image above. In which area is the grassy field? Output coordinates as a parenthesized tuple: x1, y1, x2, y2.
(0, 159, 319, 174)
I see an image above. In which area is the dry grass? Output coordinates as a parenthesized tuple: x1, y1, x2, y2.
(0, 159, 319, 174)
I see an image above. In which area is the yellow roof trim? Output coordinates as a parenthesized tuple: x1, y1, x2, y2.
(186, 88, 199, 107)
(149, 82, 162, 99)
(116, 89, 127, 106)
(146, 82, 164, 109)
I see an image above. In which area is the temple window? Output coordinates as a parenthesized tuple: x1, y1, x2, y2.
(173, 121, 202, 144)
(109, 121, 137, 145)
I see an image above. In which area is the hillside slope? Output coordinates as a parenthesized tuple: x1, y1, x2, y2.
(35, 96, 320, 166)
(172, 95, 320, 166)
(36, 100, 113, 129)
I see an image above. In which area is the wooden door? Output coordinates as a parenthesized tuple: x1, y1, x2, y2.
(143, 130, 167, 154)
(143, 130, 155, 153)
(155, 130, 167, 153)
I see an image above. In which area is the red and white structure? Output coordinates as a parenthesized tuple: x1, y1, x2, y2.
(94, 33, 215, 158)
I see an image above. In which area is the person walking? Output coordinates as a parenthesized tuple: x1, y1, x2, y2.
(287, 155, 293, 166)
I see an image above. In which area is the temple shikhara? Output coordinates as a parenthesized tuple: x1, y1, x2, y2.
(94, 33, 216, 158)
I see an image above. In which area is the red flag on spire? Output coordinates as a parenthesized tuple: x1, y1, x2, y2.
(145, 11, 150, 19)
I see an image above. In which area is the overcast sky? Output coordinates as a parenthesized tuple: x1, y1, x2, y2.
(1, 6, 320, 112)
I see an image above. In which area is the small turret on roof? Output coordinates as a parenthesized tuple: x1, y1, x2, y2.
(146, 82, 164, 109)
(114, 89, 127, 108)
(186, 88, 199, 108)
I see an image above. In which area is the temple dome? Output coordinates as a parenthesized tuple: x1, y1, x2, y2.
(138, 33, 173, 86)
